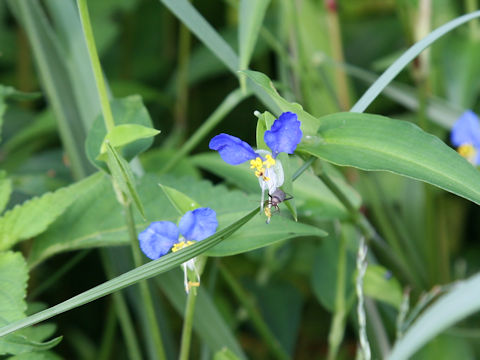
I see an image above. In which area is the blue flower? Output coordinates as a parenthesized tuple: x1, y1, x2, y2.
(451, 110, 480, 165)
(209, 112, 302, 204)
(138, 207, 218, 292)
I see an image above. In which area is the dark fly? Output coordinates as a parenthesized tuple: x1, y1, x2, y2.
(264, 189, 293, 223)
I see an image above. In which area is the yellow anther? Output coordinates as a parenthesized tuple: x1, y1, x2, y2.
(188, 281, 200, 289)
(251, 155, 275, 179)
(458, 143, 476, 160)
(264, 154, 276, 168)
(172, 241, 195, 253)
(250, 157, 263, 171)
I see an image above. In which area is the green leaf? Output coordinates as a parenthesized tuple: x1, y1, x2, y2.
(0, 85, 40, 142)
(0, 207, 259, 337)
(28, 173, 326, 267)
(238, 0, 270, 88)
(159, 184, 200, 215)
(255, 111, 276, 151)
(363, 265, 403, 309)
(9, 351, 63, 360)
(411, 334, 475, 360)
(85, 95, 156, 170)
(351, 10, 480, 113)
(0, 252, 60, 356)
(206, 211, 326, 256)
(214, 348, 242, 360)
(241, 70, 319, 135)
(388, 272, 480, 360)
(100, 124, 160, 154)
(0, 173, 102, 251)
(298, 112, 480, 206)
(159, 0, 238, 72)
(0, 171, 12, 214)
(0, 252, 28, 323)
(104, 142, 145, 218)
(0, 334, 62, 356)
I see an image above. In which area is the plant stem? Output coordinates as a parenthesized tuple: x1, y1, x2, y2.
(178, 289, 198, 360)
(124, 202, 167, 360)
(101, 251, 143, 360)
(174, 8, 192, 139)
(327, 228, 347, 360)
(325, 0, 351, 110)
(77, 0, 115, 132)
(219, 262, 290, 360)
(97, 302, 117, 360)
(160, 88, 249, 174)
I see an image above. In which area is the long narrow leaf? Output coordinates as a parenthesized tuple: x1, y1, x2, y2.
(0, 207, 258, 337)
(388, 273, 480, 360)
(351, 10, 480, 113)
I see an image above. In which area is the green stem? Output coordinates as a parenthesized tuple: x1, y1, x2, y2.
(178, 288, 198, 360)
(97, 303, 117, 360)
(101, 251, 143, 360)
(124, 202, 167, 360)
(174, 9, 192, 138)
(219, 262, 290, 360)
(466, 0, 480, 40)
(327, 228, 347, 360)
(313, 161, 418, 287)
(77, 0, 115, 132)
(325, 0, 351, 111)
(160, 88, 249, 174)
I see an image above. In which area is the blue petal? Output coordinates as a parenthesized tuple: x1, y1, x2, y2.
(209, 133, 258, 165)
(451, 110, 480, 148)
(138, 221, 179, 260)
(264, 112, 302, 157)
(178, 207, 218, 241)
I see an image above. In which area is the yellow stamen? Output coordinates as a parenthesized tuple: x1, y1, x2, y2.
(458, 143, 476, 160)
(172, 241, 195, 252)
(250, 155, 275, 180)
(188, 281, 200, 290)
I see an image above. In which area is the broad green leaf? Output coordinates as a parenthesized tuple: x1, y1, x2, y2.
(0, 173, 102, 251)
(206, 211, 326, 257)
(0, 252, 60, 355)
(0, 207, 259, 337)
(0, 252, 28, 323)
(298, 112, 480, 206)
(191, 153, 358, 220)
(238, 0, 270, 87)
(85, 95, 155, 171)
(28, 174, 326, 267)
(100, 124, 160, 154)
(159, 184, 200, 215)
(0, 334, 62, 356)
(363, 265, 403, 309)
(104, 142, 145, 218)
(157, 271, 247, 360)
(242, 70, 319, 135)
(0, 171, 12, 214)
(387, 272, 480, 360)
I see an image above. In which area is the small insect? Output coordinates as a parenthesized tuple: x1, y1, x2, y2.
(264, 189, 293, 224)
